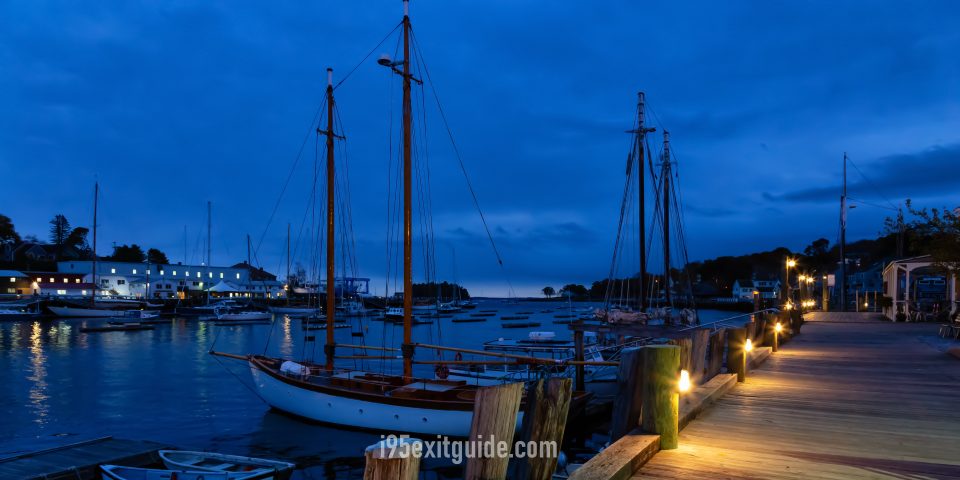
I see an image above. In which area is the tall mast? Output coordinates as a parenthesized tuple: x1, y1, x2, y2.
(839, 152, 847, 312)
(286, 223, 291, 306)
(91, 182, 98, 306)
(662, 131, 672, 307)
(401, 0, 414, 380)
(207, 201, 212, 304)
(322, 67, 337, 372)
(630, 92, 656, 310)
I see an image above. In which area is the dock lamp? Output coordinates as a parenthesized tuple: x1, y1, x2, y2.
(744, 338, 753, 353)
(678, 369, 692, 394)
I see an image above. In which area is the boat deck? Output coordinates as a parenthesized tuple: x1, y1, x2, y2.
(0, 436, 170, 480)
(634, 312, 960, 479)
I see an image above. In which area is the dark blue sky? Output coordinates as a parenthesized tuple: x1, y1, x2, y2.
(2, 1, 958, 296)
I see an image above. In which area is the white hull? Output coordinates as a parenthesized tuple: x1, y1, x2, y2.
(268, 306, 317, 316)
(249, 362, 519, 436)
(49, 306, 123, 317)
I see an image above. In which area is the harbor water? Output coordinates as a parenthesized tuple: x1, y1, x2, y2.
(0, 300, 733, 478)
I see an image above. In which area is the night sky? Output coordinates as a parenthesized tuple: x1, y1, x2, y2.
(2, 1, 958, 296)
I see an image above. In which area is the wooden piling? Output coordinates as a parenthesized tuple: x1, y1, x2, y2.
(610, 347, 644, 442)
(465, 382, 525, 480)
(689, 328, 711, 384)
(509, 378, 572, 480)
(640, 345, 681, 450)
(706, 329, 726, 380)
(364, 438, 422, 480)
(669, 337, 693, 375)
(726, 327, 747, 382)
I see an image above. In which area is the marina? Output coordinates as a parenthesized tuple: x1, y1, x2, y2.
(1, 0, 958, 479)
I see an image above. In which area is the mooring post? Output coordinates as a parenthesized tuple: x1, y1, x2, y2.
(640, 345, 681, 450)
(509, 378, 572, 480)
(690, 328, 711, 384)
(363, 437, 422, 480)
(610, 347, 644, 442)
(573, 329, 585, 391)
(727, 327, 747, 382)
(465, 382, 525, 480)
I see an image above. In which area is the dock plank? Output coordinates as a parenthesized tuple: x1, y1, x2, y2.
(635, 312, 960, 479)
(0, 437, 170, 480)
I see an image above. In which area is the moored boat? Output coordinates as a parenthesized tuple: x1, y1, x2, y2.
(159, 450, 294, 480)
(101, 464, 234, 480)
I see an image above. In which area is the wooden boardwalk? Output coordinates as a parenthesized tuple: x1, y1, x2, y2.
(0, 436, 169, 480)
(635, 312, 960, 479)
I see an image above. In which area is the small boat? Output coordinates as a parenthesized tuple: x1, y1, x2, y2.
(500, 316, 529, 321)
(159, 449, 295, 480)
(469, 313, 497, 317)
(502, 321, 541, 328)
(110, 310, 160, 321)
(0, 308, 40, 321)
(383, 306, 404, 321)
(452, 317, 486, 323)
(48, 305, 125, 318)
(101, 465, 233, 480)
(268, 306, 317, 317)
(81, 323, 155, 333)
(437, 302, 461, 313)
(215, 307, 272, 322)
(456, 300, 478, 309)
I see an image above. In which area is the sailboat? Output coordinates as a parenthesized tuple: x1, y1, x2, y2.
(595, 93, 698, 326)
(212, 2, 590, 436)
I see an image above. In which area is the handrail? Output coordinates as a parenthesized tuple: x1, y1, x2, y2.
(678, 308, 779, 332)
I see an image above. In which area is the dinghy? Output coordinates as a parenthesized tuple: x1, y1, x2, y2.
(214, 307, 272, 322)
(101, 465, 233, 480)
(159, 450, 295, 480)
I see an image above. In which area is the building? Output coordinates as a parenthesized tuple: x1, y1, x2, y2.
(1, 270, 94, 298)
(881, 255, 958, 321)
(732, 278, 781, 301)
(56, 260, 286, 300)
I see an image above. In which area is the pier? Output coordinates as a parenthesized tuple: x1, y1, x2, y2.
(0, 437, 170, 480)
(578, 311, 960, 479)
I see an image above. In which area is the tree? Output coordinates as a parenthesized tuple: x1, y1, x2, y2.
(110, 244, 146, 263)
(64, 227, 91, 257)
(0, 214, 20, 244)
(542, 286, 555, 298)
(558, 283, 589, 298)
(49, 214, 71, 247)
(893, 200, 960, 271)
(147, 248, 169, 264)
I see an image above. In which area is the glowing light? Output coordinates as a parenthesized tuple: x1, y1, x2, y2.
(9, 277, 14, 282)
(775, 322, 782, 333)
(111, 268, 116, 274)
(745, 339, 754, 352)
(786, 259, 796, 268)
(678, 369, 692, 393)
(798, 275, 806, 282)
(863, 302, 869, 308)
(785, 303, 793, 310)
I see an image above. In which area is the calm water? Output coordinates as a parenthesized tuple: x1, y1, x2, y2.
(0, 300, 731, 478)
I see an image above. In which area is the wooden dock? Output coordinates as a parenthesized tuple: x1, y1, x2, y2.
(0, 436, 170, 480)
(635, 312, 960, 479)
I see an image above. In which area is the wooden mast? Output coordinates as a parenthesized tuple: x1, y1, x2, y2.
(662, 131, 672, 308)
(401, 0, 414, 380)
(286, 223, 291, 306)
(839, 152, 847, 312)
(632, 92, 655, 310)
(324, 67, 337, 372)
(91, 182, 98, 306)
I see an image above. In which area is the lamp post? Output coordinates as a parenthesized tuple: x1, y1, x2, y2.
(784, 258, 796, 306)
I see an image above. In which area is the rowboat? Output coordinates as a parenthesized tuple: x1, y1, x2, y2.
(214, 307, 272, 322)
(159, 450, 295, 480)
(101, 465, 233, 480)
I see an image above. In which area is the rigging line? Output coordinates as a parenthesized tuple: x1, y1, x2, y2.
(846, 156, 899, 210)
(410, 30, 506, 269)
(333, 22, 403, 91)
(846, 195, 899, 212)
(254, 95, 328, 262)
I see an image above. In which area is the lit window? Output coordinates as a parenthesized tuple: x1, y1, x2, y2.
(49, 277, 54, 282)
(75, 279, 80, 284)
(146, 270, 151, 275)
(132, 269, 137, 274)
(8, 277, 14, 282)
(111, 268, 116, 274)
(197, 272, 200, 278)
(56, 289, 67, 295)
(36, 278, 41, 282)
(160, 270, 164, 275)
(63, 278, 68, 283)
(208, 272, 213, 278)
(81, 290, 87, 295)
(185, 271, 189, 276)
(173, 270, 177, 276)
(236, 273, 240, 279)
(219, 272, 224, 279)
(199, 282, 204, 288)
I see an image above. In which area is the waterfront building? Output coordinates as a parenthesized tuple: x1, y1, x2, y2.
(731, 278, 781, 301)
(881, 255, 958, 321)
(56, 260, 285, 300)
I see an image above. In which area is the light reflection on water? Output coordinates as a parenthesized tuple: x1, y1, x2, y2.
(0, 303, 731, 478)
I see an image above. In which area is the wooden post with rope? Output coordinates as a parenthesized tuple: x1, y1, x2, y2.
(640, 345, 681, 450)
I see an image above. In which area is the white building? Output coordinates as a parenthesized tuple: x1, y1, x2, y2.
(881, 255, 957, 321)
(57, 260, 286, 300)
(731, 278, 781, 301)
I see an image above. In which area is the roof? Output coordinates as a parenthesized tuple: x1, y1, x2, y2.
(734, 279, 754, 288)
(229, 262, 277, 281)
(0, 270, 27, 278)
(208, 281, 242, 293)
